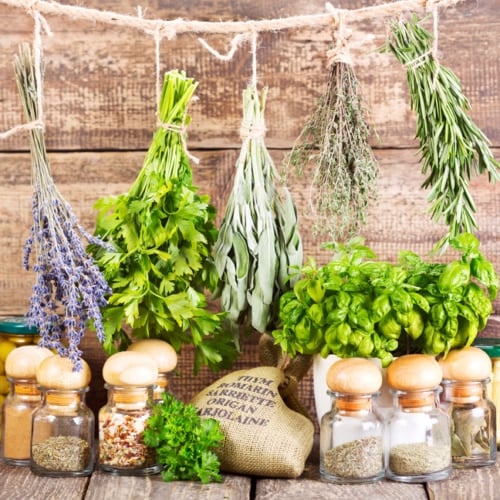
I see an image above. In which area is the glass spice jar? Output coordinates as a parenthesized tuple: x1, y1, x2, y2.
(98, 384, 161, 475)
(385, 355, 452, 483)
(30, 355, 95, 476)
(31, 387, 95, 476)
(320, 358, 384, 484)
(441, 379, 496, 468)
(1, 346, 53, 466)
(0, 316, 41, 347)
(472, 339, 500, 449)
(2, 377, 42, 465)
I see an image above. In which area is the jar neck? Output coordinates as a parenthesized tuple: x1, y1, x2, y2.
(41, 387, 88, 407)
(329, 391, 377, 413)
(394, 387, 441, 411)
(442, 379, 487, 403)
(105, 383, 154, 409)
(7, 377, 41, 399)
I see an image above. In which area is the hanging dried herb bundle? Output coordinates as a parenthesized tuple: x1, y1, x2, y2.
(15, 44, 111, 370)
(386, 16, 500, 252)
(214, 85, 303, 341)
(285, 38, 378, 241)
(90, 70, 238, 373)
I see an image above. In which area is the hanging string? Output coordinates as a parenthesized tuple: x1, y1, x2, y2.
(0, 0, 466, 36)
(0, 0, 467, 141)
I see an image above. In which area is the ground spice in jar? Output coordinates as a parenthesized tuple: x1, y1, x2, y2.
(389, 443, 450, 475)
(32, 436, 90, 471)
(99, 412, 156, 468)
(3, 392, 38, 461)
(323, 436, 383, 478)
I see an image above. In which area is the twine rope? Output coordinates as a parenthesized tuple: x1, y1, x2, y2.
(0, 0, 465, 140)
(0, 0, 465, 36)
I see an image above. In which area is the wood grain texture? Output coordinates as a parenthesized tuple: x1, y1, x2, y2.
(1, 148, 498, 316)
(0, 0, 499, 423)
(0, 0, 499, 150)
(0, 463, 89, 500)
(84, 471, 252, 500)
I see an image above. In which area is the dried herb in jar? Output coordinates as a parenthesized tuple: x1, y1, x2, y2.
(389, 442, 450, 475)
(323, 436, 383, 479)
(32, 436, 90, 472)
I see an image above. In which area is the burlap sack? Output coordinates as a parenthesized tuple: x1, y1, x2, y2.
(191, 365, 314, 478)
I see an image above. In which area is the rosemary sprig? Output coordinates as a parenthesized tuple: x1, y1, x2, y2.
(15, 43, 111, 370)
(284, 58, 378, 241)
(214, 85, 303, 340)
(386, 16, 500, 252)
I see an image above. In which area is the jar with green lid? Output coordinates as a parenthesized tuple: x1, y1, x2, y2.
(0, 316, 40, 347)
(472, 339, 500, 449)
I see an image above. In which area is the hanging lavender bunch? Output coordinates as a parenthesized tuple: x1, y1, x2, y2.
(15, 44, 111, 370)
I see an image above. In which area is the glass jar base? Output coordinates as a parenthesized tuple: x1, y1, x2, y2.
(386, 466, 452, 483)
(99, 463, 162, 476)
(2, 457, 30, 467)
(30, 464, 94, 477)
(320, 468, 384, 484)
(452, 457, 497, 469)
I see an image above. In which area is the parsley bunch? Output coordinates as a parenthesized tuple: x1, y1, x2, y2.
(90, 70, 238, 372)
(144, 392, 224, 483)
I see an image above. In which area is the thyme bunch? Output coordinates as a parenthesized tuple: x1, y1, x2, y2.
(285, 55, 378, 240)
(386, 16, 500, 252)
(15, 44, 111, 369)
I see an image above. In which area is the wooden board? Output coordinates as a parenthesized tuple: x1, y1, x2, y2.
(84, 471, 252, 500)
(0, 0, 499, 150)
(0, 463, 89, 500)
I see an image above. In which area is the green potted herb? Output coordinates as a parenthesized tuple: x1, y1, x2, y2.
(89, 70, 238, 373)
(272, 234, 498, 420)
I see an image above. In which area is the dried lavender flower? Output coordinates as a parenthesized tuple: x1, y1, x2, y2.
(15, 43, 111, 370)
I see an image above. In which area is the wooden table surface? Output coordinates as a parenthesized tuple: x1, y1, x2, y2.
(2, 446, 499, 500)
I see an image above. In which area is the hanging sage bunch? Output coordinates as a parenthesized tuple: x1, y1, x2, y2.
(385, 16, 500, 252)
(90, 70, 238, 373)
(15, 44, 111, 370)
(214, 85, 303, 342)
(284, 30, 378, 241)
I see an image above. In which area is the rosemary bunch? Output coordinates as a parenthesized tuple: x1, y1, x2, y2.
(386, 16, 500, 252)
(15, 44, 111, 370)
(214, 85, 303, 340)
(91, 70, 238, 373)
(285, 57, 378, 240)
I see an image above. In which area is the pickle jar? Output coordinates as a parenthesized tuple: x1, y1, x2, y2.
(386, 354, 452, 482)
(472, 338, 500, 449)
(127, 339, 178, 402)
(1, 346, 53, 465)
(99, 351, 161, 475)
(0, 316, 41, 347)
(440, 347, 497, 468)
(31, 355, 95, 476)
(320, 358, 384, 484)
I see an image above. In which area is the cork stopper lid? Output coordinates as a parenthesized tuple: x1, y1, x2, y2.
(36, 355, 91, 389)
(439, 346, 492, 381)
(387, 354, 442, 391)
(326, 358, 382, 394)
(102, 351, 158, 387)
(127, 338, 177, 373)
(5, 345, 54, 379)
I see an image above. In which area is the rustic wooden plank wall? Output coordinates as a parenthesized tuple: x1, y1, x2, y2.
(0, 0, 499, 420)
